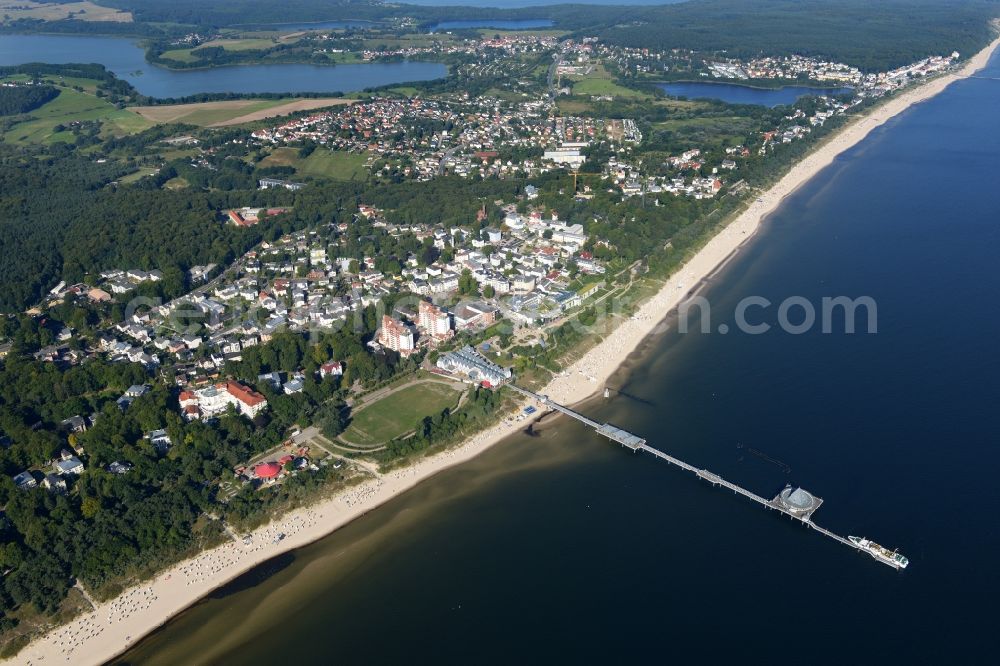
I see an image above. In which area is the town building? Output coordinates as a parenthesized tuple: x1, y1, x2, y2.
(452, 302, 499, 329)
(258, 178, 305, 191)
(319, 361, 344, 378)
(436, 346, 512, 387)
(418, 300, 452, 339)
(378, 315, 416, 354)
(179, 381, 269, 420)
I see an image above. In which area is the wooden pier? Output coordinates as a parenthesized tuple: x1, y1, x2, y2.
(508, 383, 904, 569)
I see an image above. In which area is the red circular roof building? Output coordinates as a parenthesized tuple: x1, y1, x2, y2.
(254, 462, 282, 479)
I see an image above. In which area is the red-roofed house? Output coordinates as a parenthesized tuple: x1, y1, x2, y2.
(319, 361, 344, 378)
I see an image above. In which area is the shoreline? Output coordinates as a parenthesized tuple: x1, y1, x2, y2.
(12, 34, 1000, 666)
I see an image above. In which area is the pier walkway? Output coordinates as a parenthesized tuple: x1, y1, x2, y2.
(508, 383, 900, 568)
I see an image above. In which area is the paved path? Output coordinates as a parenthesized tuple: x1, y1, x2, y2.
(301, 430, 384, 475)
(74, 581, 98, 611)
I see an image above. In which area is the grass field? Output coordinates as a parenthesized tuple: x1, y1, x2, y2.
(0, 83, 152, 144)
(0, 1, 131, 23)
(260, 147, 368, 181)
(653, 115, 756, 146)
(384, 86, 420, 97)
(158, 48, 198, 63)
(119, 167, 160, 184)
(163, 176, 190, 190)
(343, 382, 463, 447)
(569, 64, 649, 99)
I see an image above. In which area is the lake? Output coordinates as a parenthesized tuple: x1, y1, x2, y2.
(406, 0, 680, 5)
(116, 50, 1000, 664)
(0, 34, 447, 98)
(659, 81, 853, 106)
(430, 19, 554, 32)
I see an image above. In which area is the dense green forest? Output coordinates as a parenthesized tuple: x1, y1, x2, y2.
(0, 85, 59, 116)
(92, 0, 625, 31)
(0, 143, 301, 311)
(596, 0, 1000, 70)
(3, 1, 996, 71)
(46, 0, 998, 71)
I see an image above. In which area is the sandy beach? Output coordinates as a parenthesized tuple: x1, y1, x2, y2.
(11, 35, 1000, 666)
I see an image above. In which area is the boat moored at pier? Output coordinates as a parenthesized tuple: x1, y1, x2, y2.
(849, 536, 909, 569)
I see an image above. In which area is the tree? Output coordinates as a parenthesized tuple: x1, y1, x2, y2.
(315, 401, 347, 439)
(81, 496, 101, 519)
(0, 542, 25, 571)
(458, 269, 478, 296)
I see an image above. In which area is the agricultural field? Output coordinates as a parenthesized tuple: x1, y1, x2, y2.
(132, 98, 351, 127)
(260, 146, 368, 181)
(0, 81, 152, 144)
(0, 1, 131, 23)
(342, 381, 464, 447)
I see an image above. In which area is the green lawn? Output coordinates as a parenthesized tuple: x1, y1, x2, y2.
(261, 147, 368, 181)
(1, 85, 152, 144)
(343, 382, 463, 447)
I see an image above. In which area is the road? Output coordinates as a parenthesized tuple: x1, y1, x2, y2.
(438, 145, 459, 176)
(547, 52, 560, 99)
